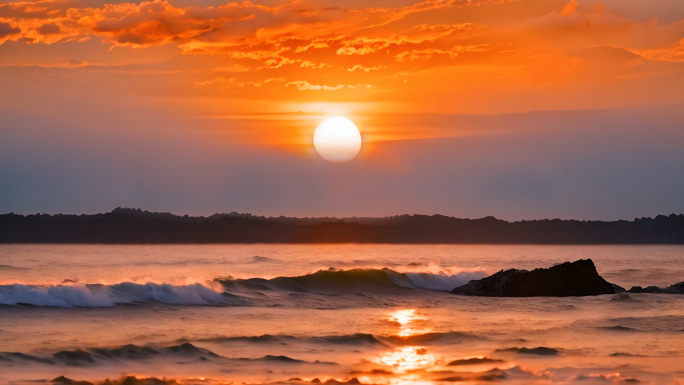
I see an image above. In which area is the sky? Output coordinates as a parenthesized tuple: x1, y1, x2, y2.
(1, 0, 683, 220)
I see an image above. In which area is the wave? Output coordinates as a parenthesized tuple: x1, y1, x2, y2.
(249, 255, 281, 263)
(1, 332, 482, 368)
(0, 343, 216, 366)
(0, 268, 485, 307)
(0, 282, 245, 308)
(382, 331, 481, 345)
(201, 333, 385, 346)
(0, 264, 29, 270)
(217, 268, 485, 294)
(200, 331, 480, 347)
(598, 325, 638, 332)
(0, 342, 335, 367)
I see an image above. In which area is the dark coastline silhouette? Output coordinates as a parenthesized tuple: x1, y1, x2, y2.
(0, 208, 682, 244)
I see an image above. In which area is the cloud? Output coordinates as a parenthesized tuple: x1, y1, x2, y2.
(294, 40, 329, 53)
(347, 64, 385, 72)
(335, 24, 471, 56)
(283, 80, 373, 91)
(394, 45, 487, 62)
(640, 38, 684, 62)
(285, 80, 345, 91)
(36, 23, 60, 35)
(0, 0, 272, 47)
(1, 0, 683, 113)
(78, 1, 213, 46)
(560, 0, 578, 17)
(300, 60, 326, 68)
(0, 21, 20, 43)
(260, 56, 299, 69)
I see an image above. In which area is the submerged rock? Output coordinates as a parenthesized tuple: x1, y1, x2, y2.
(628, 281, 684, 294)
(495, 346, 560, 355)
(447, 357, 504, 366)
(52, 376, 94, 385)
(451, 259, 615, 297)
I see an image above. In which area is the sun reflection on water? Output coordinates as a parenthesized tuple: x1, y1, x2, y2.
(388, 309, 416, 326)
(387, 309, 432, 337)
(378, 346, 436, 372)
(376, 309, 437, 373)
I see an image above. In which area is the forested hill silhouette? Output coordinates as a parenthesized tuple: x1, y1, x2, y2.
(1, 208, 683, 244)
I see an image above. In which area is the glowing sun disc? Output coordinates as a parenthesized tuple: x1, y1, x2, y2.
(313, 116, 362, 163)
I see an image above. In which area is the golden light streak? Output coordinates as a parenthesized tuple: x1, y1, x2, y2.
(375, 309, 438, 374)
(388, 309, 416, 326)
(378, 346, 436, 373)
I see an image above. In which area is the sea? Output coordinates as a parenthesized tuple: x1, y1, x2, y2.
(1, 244, 683, 385)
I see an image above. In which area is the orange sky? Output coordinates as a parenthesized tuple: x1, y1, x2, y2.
(1, 0, 683, 218)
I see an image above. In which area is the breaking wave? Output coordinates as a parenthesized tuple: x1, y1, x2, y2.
(0, 282, 242, 307)
(0, 268, 485, 307)
(217, 268, 485, 294)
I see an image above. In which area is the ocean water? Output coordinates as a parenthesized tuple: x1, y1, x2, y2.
(0, 244, 683, 385)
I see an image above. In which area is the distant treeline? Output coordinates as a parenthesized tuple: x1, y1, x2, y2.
(1, 208, 683, 244)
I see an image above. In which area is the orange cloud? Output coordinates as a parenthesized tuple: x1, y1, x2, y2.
(640, 38, 684, 62)
(1, 0, 682, 121)
(300, 60, 326, 68)
(335, 24, 471, 56)
(285, 80, 345, 91)
(560, 0, 578, 17)
(0, 21, 20, 44)
(347, 64, 385, 72)
(394, 44, 488, 62)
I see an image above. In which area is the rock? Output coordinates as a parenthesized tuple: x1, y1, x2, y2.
(669, 282, 684, 293)
(447, 357, 504, 366)
(628, 285, 665, 293)
(495, 346, 560, 355)
(52, 376, 93, 385)
(628, 281, 684, 294)
(451, 259, 615, 297)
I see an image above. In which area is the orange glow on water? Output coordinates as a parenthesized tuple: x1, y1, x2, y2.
(388, 309, 416, 326)
(378, 309, 437, 374)
(388, 309, 432, 337)
(378, 346, 436, 373)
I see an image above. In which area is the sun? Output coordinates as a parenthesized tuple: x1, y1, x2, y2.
(313, 116, 362, 163)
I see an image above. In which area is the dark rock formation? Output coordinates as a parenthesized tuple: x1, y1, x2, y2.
(451, 259, 616, 297)
(52, 376, 94, 385)
(447, 357, 504, 366)
(628, 281, 684, 294)
(495, 347, 560, 355)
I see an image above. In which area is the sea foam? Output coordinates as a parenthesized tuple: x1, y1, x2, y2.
(0, 282, 237, 307)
